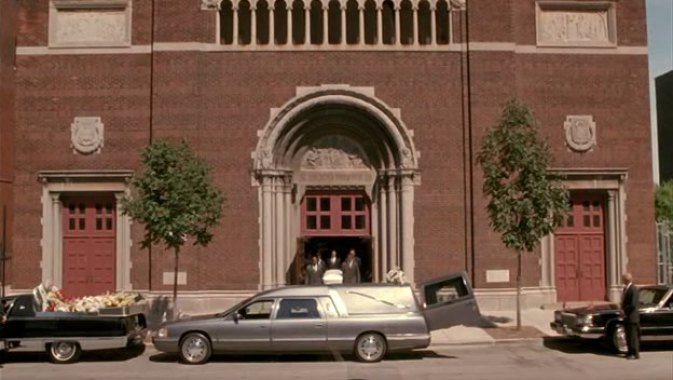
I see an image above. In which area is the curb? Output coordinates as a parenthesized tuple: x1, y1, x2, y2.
(428, 337, 545, 349)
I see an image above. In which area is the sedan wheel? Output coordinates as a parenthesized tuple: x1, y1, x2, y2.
(354, 333, 387, 363)
(47, 341, 81, 364)
(610, 325, 628, 354)
(179, 333, 212, 365)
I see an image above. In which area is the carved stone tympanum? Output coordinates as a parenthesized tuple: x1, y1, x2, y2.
(301, 136, 368, 170)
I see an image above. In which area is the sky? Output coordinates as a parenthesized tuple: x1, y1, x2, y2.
(647, 0, 673, 183)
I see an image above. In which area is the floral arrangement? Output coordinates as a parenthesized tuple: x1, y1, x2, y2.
(385, 268, 408, 285)
(33, 283, 143, 313)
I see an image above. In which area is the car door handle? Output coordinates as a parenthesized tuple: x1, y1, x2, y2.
(314, 324, 325, 328)
(259, 325, 267, 329)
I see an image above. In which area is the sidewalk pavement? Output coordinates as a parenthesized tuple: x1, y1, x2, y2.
(429, 308, 559, 348)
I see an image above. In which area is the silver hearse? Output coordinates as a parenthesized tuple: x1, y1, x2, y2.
(153, 272, 480, 364)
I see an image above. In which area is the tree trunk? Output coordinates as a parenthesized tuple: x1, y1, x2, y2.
(516, 250, 522, 330)
(172, 246, 180, 319)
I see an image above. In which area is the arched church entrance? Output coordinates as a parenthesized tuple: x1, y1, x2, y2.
(252, 85, 420, 290)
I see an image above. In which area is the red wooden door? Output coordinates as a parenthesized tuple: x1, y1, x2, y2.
(554, 197, 606, 302)
(62, 197, 116, 298)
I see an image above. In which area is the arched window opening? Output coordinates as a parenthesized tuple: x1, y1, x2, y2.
(363, 0, 377, 44)
(257, 0, 270, 45)
(417, 0, 431, 45)
(238, 0, 252, 45)
(292, 0, 306, 44)
(310, 0, 324, 44)
(345, 0, 359, 44)
(219, 0, 234, 44)
(400, 0, 413, 45)
(436, 0, 450, 45)
(274, 0, 288, 44)
(328, 0, 342, 44)
(381, 0, 395, 45)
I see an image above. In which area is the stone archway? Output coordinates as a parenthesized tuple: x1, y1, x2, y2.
(252, 85, 420, 290)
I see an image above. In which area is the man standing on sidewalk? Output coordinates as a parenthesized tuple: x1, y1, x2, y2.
(621, 272, 640, 360)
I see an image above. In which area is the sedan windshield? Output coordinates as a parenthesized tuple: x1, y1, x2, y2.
(638, 287, 667, 307)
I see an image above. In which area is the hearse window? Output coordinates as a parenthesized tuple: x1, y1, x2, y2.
(337, 288, 415, 315)
(277, 299, 320, 319)
(424, 277, 469, 306)
(8, 296, 37, 318)
(239, 300, 274, 320)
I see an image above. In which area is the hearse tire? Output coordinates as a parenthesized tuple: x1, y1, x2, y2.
(47, 341, 82, 364)
(354, 332, 387, 363)
(179, 332, 212, 365)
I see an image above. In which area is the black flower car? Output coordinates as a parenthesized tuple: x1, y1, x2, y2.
(550, 285, 673, 353)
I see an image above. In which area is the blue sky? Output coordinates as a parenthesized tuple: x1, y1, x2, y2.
(647, 0, 673, 183)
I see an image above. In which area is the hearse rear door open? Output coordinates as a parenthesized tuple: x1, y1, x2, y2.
(421, 272, 482, 331)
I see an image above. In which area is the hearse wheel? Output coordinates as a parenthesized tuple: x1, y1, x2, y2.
(179, 332, 212, 365)
(354, 332, 387, 363)
(47, 341, 82, 364)
(608, 324, 628, 354)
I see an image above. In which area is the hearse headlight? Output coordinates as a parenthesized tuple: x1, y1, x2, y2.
(157, 326, 169, 338)
(576, 315, 593, 326)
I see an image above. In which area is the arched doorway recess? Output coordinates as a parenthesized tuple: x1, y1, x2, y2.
(252, 85, 420, 289)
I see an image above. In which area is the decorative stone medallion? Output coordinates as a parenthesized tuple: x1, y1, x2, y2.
(564, 115, 596, 152)
(201, 0, 220, 10)
(71, 117, 104, 154)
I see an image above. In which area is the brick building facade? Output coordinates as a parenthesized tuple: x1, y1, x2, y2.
(3, 0, 656, 309)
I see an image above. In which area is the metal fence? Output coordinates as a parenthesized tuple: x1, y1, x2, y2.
(657, 222, 673, 285)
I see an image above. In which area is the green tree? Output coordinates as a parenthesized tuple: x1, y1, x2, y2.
(121, 140, 224, 315)
(655, 180, 673, 226)
(477, 99, 568, 329)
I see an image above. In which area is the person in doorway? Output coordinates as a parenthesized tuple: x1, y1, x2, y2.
(327, 250, 341, 270)
(304, 255, 325, 285)
(341, 249, 361, 284)
(621, 272, 640, 360)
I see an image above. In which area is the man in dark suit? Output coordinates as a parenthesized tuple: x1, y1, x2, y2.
(341, 249, 361, 284)
(327, 250, 341, 270)
(621, 272, 640, 360)
(304, 255, 325, 285)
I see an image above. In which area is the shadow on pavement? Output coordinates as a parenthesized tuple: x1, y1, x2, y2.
(0, 344, 147, 364)
(149, 350, 456, 364)
(543, 336, 672, 357)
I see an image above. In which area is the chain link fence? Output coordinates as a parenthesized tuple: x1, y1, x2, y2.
(657, 222, 673, 285)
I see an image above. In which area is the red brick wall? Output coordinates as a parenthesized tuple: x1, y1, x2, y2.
(10, 0, 656, 292)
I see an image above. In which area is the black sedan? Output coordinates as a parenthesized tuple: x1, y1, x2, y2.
(550, 285, 673, 353)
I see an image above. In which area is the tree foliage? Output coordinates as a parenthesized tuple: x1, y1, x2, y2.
(477, 99, 569, 253)
(655, 180, 673, 225)
(121, 140, 224, 250)
(121, 140, 224, 312)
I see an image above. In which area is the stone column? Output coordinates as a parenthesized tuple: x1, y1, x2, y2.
(358, 4, 365, 44)
(288, 3, 294, 44)
(379, 177, 388, 277)
(394, 2, 401, 46)
(607, 190, 620, 302)
(323, 5, 329, 44)
(341, 3, 347, 45)
(251, 3, 257, 45)
(115, 192, 127, 291)
(387, 175, 398, 269)
(429, 4, 436, 46)
(261, 176, 274, 289)
(305, 4, 312, 45)
(376, 3, 383, 45)
(275, 177, 285, 287)
(284, 179, 293, 284)
(400, 174, 415, 285)
(411, 4, 417, 46)
(371, 196, 379, 282)
(51, 193, 63, 288)
(269, 2, 276, 44)
(233, 2, 240, 44)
